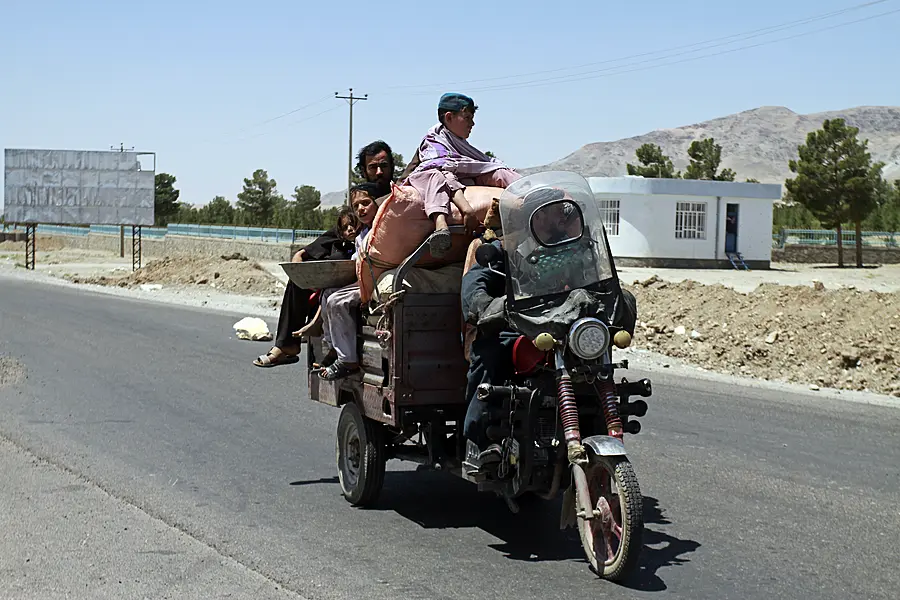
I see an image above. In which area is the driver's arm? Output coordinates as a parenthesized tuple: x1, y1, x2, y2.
(461, 242, 506, 326)
(461, 265, 503, 325)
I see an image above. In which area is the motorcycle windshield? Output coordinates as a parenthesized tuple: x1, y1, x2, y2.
(498, 171, 615, 302)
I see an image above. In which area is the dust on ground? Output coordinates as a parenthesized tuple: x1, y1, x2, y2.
(64, 253, 284, 297)
(626, 275, 899, 397)
(0, 356, 27, 387)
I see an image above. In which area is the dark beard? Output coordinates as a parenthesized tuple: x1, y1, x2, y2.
(373, 178, 393, 198)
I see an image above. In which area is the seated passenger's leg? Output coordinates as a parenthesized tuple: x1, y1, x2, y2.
(406, 169, 460, 258)
(473, 168, 522, 188)
(274, 281, 311, 351)
(319, 284, 362, 380)
(253, 281, 307, 368)
(315, 287, 341, 368)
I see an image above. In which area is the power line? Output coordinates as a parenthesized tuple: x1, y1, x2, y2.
(231, 104, 343, 143)
(386, 0, 894, 95)
(252, 94, 333, 127)
(404, 6, 900, 96)
(198, 94, 333, 145)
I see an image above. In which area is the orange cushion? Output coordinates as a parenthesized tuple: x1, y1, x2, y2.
(357, 183, 498, 303)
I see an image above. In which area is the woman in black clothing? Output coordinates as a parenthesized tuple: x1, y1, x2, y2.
(253, 207, 360, 367)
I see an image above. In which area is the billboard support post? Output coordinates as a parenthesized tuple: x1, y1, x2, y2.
(24, 224, 36, 270)
(132, 226, 142, 271)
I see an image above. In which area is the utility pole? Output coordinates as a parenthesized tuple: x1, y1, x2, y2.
(335, 89, 367, 204)
(111, 143, 135, 257)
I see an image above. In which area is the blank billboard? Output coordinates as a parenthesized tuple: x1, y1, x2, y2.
(3, 149, 155, 226)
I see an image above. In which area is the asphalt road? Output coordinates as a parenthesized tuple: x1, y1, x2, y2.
(1, 276, 898, 600)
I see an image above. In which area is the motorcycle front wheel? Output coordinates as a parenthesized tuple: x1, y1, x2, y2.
(576, 455, 644, 581)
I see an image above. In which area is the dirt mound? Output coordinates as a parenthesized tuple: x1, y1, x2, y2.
(66, 254, 283, 297)
(627, 276, 900, 397)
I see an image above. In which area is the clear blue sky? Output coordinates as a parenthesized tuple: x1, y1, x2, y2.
(2, 0, 898, 211)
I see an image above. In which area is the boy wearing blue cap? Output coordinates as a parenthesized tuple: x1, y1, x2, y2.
(405, 93, 521, 257)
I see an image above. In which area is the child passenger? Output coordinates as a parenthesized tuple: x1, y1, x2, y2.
(405, 93, 521, 258)
(253, 205, 360, 368)
(316, 182, 378, 380)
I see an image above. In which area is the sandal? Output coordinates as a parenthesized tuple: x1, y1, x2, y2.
(253, 348, 300, 368)
(318, 360, 360, 381)
(429, 227, 452, 258)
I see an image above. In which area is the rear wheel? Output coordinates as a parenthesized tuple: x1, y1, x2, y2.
(336, 402, 385, 507)
(576, 455, 643, 581)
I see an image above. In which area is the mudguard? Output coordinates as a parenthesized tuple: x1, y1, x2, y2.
(582, 435, 627, 457)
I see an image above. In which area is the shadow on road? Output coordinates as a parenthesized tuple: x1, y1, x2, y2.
(363, 470, 701, 588)
(376, 470, 582, 561)
(289, 476, 339, 486)
(621, 495, 702, 592)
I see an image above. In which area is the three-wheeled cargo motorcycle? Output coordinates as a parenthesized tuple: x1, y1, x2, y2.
(286, 171, 653, 581)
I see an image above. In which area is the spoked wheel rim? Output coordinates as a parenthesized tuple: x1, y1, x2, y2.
(578, 461, 624, 569)
(339, 423, 362, 490)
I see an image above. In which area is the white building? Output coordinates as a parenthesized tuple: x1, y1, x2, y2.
(588, 177, 783, 269)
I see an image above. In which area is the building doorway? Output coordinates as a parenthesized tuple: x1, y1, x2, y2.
(725, 203, 739, 253)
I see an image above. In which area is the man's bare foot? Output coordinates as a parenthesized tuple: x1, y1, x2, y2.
(293, 305, 323, 338)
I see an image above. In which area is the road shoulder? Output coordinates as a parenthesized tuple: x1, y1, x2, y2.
(0, 437, 304, 600)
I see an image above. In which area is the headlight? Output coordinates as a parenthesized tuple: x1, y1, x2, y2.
(567, 318, 610, 360)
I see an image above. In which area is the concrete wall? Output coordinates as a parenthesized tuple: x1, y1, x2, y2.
(772, 245, 900, 264)
(594, 192, 773, 263)
(728, 198, 774, 262)
(39, 233, 302, 262)
(0, 231, 27, 242)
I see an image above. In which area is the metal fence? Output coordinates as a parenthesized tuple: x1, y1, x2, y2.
(167, 223, 324, 243)
(32, 223, 326, 243)
(35, 224, 90, 236)
(26, 223, 900, 249)
(773, 229, 899, 248)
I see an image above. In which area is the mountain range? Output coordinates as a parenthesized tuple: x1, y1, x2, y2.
(322, 105, 900, 206)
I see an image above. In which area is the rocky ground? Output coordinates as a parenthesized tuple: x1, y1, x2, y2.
(625, 275, 899, 397)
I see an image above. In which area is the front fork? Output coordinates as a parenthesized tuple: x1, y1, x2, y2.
(556, 349, 622, 519)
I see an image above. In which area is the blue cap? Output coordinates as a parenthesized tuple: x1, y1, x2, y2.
(438, 93, 476, 112)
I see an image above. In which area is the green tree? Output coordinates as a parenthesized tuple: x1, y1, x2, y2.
(290, 185, 322, 229)
(316, 206, 342, 230)
(626, 143, 680, 178)
(772, 198, 821, 232)
(197, 195, 234, 224)
(862, 179, 900, 236)
(237, 169, 282, 226)
(888, 180, 900, 235)
(485, 151, 496, 159)
(173, 202, 198, 224)
(745, 177, 760, 183)
(683, 138, 736, 181)
(785, 118, 881, 268)
(154, 173, 181, 226)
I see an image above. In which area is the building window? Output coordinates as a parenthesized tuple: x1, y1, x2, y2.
(675, 201, 707, 239)
(597, 198, 620, 236)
